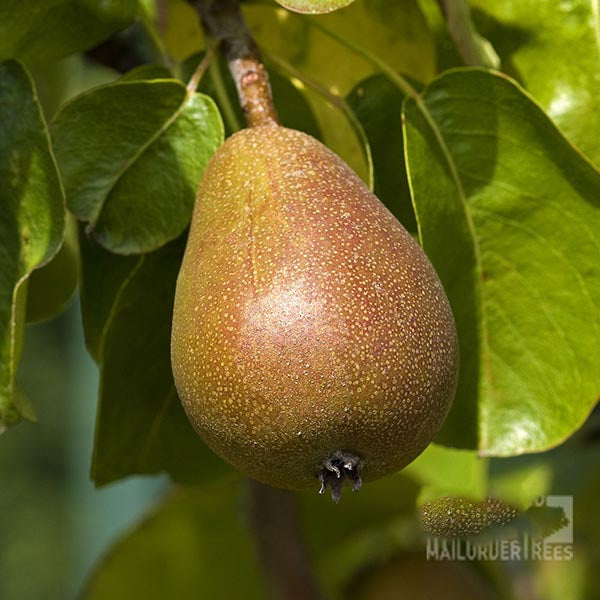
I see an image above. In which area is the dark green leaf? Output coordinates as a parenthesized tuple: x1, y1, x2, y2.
(347, 73, 417, 231)
(0, 60, 64, 428)
(0, 0, 138, 64)
(472, 0, 600, 165)
(435, 0, 500, 69)
(25, 214, 79, 323)
(79, 227, 140, 362)
(80, 232, 230, 485)
(159, 0, 205, 62)
(82, 484, 266, 600)
(119, 64, 173, 83)
(403, 69, 600, 455)
(52, 80, 224, 254)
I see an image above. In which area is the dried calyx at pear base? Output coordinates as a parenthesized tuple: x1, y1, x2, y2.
(171, 120, 459, 502)
(420, 496, 519, 537)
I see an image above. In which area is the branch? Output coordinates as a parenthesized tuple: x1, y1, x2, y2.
(191, 0, 278, 127)
(247, 480, 321, 600)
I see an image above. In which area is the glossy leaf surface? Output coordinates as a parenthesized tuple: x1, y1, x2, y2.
(404, 68, 600, 455)
(472, 0, 600, 165)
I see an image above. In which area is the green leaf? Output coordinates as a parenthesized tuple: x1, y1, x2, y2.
(0, 60, 64, 428)
(347, 73, 417, 231)
(80, 232, 230, 485)
(0, 0, 138, 65)
(82, 484, 266, 600)
(274, 0, 356, 14)
(52, 79, 224, 254)
(471, 0, 600, 165)
(404, 444, 486, 503)
(181, 53, 321, 139)
(403, 68, 600, 455)
(78, 229, 139, 362)
(25, 214, 79, 323)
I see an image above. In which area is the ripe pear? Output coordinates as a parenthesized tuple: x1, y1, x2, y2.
(420, 496, 518, 537)
(171, 124, 458, 499)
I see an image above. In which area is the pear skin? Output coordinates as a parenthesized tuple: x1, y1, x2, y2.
(171, 125, 458, 496)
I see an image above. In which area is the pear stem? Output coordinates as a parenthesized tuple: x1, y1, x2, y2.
(191, 0, 279, 127)
(247, 479, 321, 600)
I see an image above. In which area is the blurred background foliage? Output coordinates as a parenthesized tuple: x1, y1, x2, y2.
(1, 0, 600, 598)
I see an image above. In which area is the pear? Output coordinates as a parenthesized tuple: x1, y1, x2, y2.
(353, 554, 494, 600)
(171, 124, 458, 499)
(420, 496, 518, 537)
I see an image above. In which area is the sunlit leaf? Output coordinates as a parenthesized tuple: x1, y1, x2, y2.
(0, 60, 64, 428)
(403, 69, 600, 455)
(52, 79, 223, 254)
(472, 0, 600, 165)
